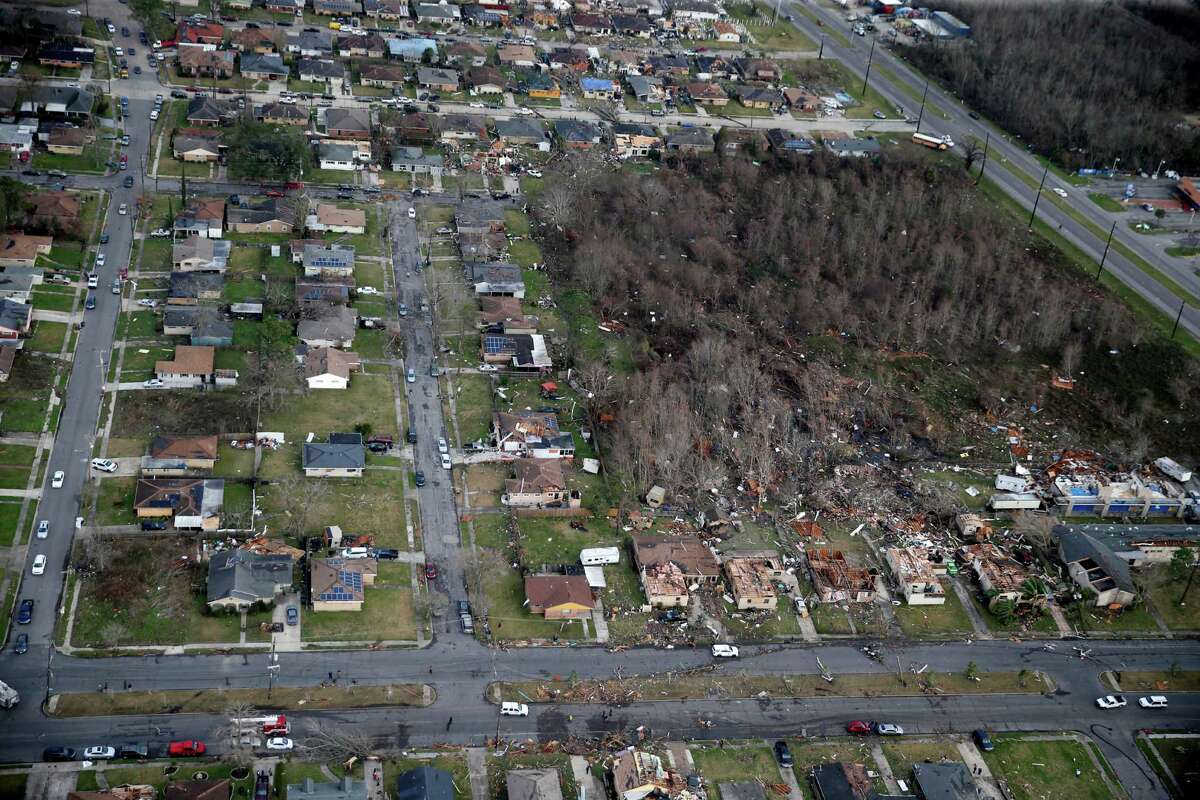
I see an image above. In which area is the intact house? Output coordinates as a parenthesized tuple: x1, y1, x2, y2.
(338, 33, 386, 59)
(580, 77, 619, 100)
(881, 546, 947, 606)
(478, 296, 537, 330)
(174, 199, 226, 238)
(493, 411, 574, 459)
(305, 347, 362, 389)
(135, 477, 225, 531)
(364, 0, 412, 19)
(825, 137, 882, 158)
(288, 776, 368, 800)
(286, 29, 334, 58)
(524, 574, 594, 619)
(239, 53, 288, 82)
(912, 763, 982, 800)
(146, 434, 220, 473)
(468, 67, 507, 96)
(497, 43, 537, 68)
(206, 549, 293, 610)
(303, 434, 366, 478)
(170, 271, 225, 301)
(162, 308, 234, 348)
(178, 48, 235, 79)
(177, 20, 225, 49)
(314, 0, 363, 15)
(324, 107, 371, 140)
(736, 85, 778, 110)
(310, 556, 377, 611)
(173, 237, 231, 272)
(296, 58, 347, 89)
(469, 262, 523, 296)
(318, 143, 362, 171)
(417, 67, 461, 93)
(27, 191, 80, 234)
(495, 118, 547, 147)
(502, 459, 581, 509)
(0, 298, 33, 339)
(687, 81, 727, 106)
(666, 127, 715, 154)
(296, 278, 354, 305)
(0, 234, 52, 269)
(766, 128, 814, 156)
(723, 551, 785, 610)
(186, 97, 237, 127)
(256, 102, 309, 126)
(306, 204, 367, 235)
(297, 305, 358, 348)
(230, 27, 280, 54)
(21, 86, 95, 123)
(390, 146, 444, 175)
(154, 345, 217, 388)
(520, 71, 561, 100)
(173, 130, 223, 162)
(0, 272, 35, 304)
(360, 64, 408, 89)
(736, 57, 782, 82)
(302, 245, 356, 278)
(415, 2, 461, 25)
(808, 549, 877, 603)
(227, 197, 299, 234)
(631, 534, 720, 607)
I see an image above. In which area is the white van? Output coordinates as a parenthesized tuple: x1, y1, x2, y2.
(339, 547, 371, 560)
(500, 702, 528, 716)
(580, 547, 620, 566)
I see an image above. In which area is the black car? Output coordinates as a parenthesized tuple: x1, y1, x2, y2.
(375, 548, 400, 560)
(43, 747, 76, 762)
(117, 743, 148, 760)
(286, 606, 299, 626)
(13, 633, 28, 654)
(99, 233, 110, 244)
(427, 103, 439, 112)
(659, 609, 686, 623)
(85, 295, 96, 310)
(973, 729, 994, 752)
(407, 427, 418, 444)
(140, 520, 167, 531)
(171, 89, 188, 98)
(21, 169, 38, 176)
(457, 599, 471, 616)
(774, 740, 793, 767)
(121, 26, 130, 36)
(414, 470, 426, 487)
(123, 176, 134, 188)
(255, 771, 270, 800)
(133, 66, 141, 75)
(16, 598, 33, 624)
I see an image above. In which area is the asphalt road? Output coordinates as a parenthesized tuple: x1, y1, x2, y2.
(783, 1, 1200, 337)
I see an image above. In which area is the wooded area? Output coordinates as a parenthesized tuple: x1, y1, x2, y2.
(901, 1, 1200, 174)
(536, 154, 1200, 504)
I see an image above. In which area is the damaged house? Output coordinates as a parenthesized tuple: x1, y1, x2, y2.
(134, 478, 224, 530)
(493, 411, 574, 459)
(959, 543, 1042, 613)
(1052, 523, 1200, 609)
(609, 748, 679, 800)
(807, 549, 876, 603)
(884, 547, 946, 605)
(501, 459, 581, 509)
(723, 551, 784, 610)
(631, 534, 720, 607)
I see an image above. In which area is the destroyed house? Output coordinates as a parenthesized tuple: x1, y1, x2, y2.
(810, 762, 912, 800)
(808, 549, 876, 603)
(492, 411, 574, 459)
(631, 534, 720, 583)
(134, 478, 224, 530)
(723, 551, 783, 610)
(884, 547, 945, 605)
(610, 748, 672, 800)
(1053, 526, 1137, 609)
(958, 543, 1038, 611)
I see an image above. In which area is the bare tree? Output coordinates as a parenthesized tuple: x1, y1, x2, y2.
(301, 719, 392, 763)
(99, 621, 128, 649)
(1013, 512, 1056, 553)
(220, 701, 261, 757)
(270, 478, 332, 541)
(962, 136, 986, 173)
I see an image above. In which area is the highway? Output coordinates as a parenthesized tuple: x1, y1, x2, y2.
(783, 1, 1200, 338)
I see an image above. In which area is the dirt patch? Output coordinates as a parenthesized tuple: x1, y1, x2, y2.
(465, 464, 507, 508)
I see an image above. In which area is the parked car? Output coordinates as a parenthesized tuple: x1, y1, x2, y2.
(1096, 695, 1127, 709)
(457, 600, 471, 617)
(111, 279, 121, 295)
(873, 723, 904, 736)
(13, 633, 28, 654)
(460, 613, 474, 634)
(31, 554, 47, 575)
(43, 747, 77, 762)
(167, 741, 206, 757)
(374, 548, 399, 560)
(143, 378, 164, 389)
(440, 454, 452, 470)
(478, 363, 498, 373)
(265, 738, 293, 751)
(973, 729, 994, 752)
(711, 644, 739, 658)
(36, 520, 49, 539)
(91, 458, 118, 473)
(286, 606, 298, 626)
(51, 470, 65, 488)
(437, 437, 448, 455)
(140, 520, 167, 531)
(85, 295, 96, 310)
(846, 720, 871, 735)
(87, 273, 99, 288)
(339, 547, 371, 560)
(414, 470, 425, 487)
(500, 702, 529, 716)
(16, 598, 33, 624)
(774, 740, 793, 767)
(1139, 696, 1168, 709)
(407, 207, 416, 219)
(117, 744, 149, 760)
(83, 746, 117, 760)
(425, 562, 438, 580)
(406, 368, 416, 383)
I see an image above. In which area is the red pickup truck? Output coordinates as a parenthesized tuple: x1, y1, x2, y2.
(167, 741, 206, 757)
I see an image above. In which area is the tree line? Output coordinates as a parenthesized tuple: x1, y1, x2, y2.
(901, 1, 1200, 174)
(535, 153, 1199, 506)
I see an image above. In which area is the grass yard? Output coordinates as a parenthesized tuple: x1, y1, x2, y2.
(981, 735, 1119, 800)
(1145, 735, 1200, 797)
(0, 444, 36, 491)
(31, 286, 77, 313)
(27, 321, 68, 354)
(464, 464, 505, 508)
(301, 562, 417, 642)
(893, 586, 975, 636)
(508, 239, 542, 268)
(882, 739, 967, 785)
(212, 442, 256, 480)
(92, 476, 138, 525)
(0, 501, 23, 547)
(262, 374, 397, 445)
(691, 745, 784, 798)
(448, 373, 494, 445)
(1089, 192, 1126, 213)
(1110, 670, 1200, 692)
(257, 470, 409, 548)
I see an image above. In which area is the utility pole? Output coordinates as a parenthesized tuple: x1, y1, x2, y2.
(1095, 221, 1116, 280)
(1028, 165, 1049, 230)
(1170, 299, 1187, 339)
(861, 38, 877, 99)
(267, 640, 279, 699)
(915, 81, 929, 134)
(818, 34, 826, 60)
(975, 131, 989, 185)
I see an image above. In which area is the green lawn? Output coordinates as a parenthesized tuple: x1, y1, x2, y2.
(1166, 245, 1200, 258)
(31, 287, 78, 313)
(257, 470, 409, 549)
(121, 311, 159, 340)
(1089, 192, 1126, 213)
(691, 745, 784, 799)
(449, 374, 494, 445)
(981, 735, 1119, 800)
(0, 501, 23, 547)
(262, 373, 398, 446)
(27, 320, 69, 353)
(31, 142, 110, 174)
(893, 587, 975, 636)
(1143, 572, 1200, 631)
(882, 740, 965, 786)
(93, 476, 138, 525)
(301, 562, 417, 642)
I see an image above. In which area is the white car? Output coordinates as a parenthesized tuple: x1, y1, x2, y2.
(469, 102, 485, 108)
(437, 437, 448, 455)
(406, 368, 416, 383)
(96, 252, 106, 266)
(874, 723, 904, 736)
(143, 378, 164, 389)
(265, 737, 293, 751)
(118, 204, 128, 215)
(137, 299, 158, 308)
(440, 454, 452, 470)
(279, 95, 296, 105)
(31, 554, 47, 575)
(90, 458, 118, 473)
(51, 470, 65, 489)
(36, 520, 49, 539)
(67, 7, 81, 14)
(500, 702, 529, 716)
(711, 644, 739, 658)
(1139, 695, 1169, 709)
(114, 47, 124, 57)
(149, 110, 159, 121)
(358, 286, 379, 295)
(514, 108, 535, 117)
(527, 169, 543, 178)
(477, 363, 499, 373)
(1096, 695, 1127, 709)
(436, 227, 453, 234)
(150, 228, 171, 238)
(83, 746, 116, 760)
(75, 517, 84, 529)
(87, 273, 99, 289)
(106, 23, 116, 33)
(407, 207, 416, 219)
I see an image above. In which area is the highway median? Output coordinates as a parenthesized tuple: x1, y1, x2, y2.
(48, 683, 435, 717)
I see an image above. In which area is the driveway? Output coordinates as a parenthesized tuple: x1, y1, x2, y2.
(271, 593, 302, 652)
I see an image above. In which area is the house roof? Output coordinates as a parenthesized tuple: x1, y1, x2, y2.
(469, 66, 506, 88)
(391, 146, 444, 169)
(164, 780, 232, 800)
(525, 574, 594, 610)
(179, 48, 235, 71)
(441, 114, 488, 137)
(173, 236, 231, 266)
(631, 534, 720, 576)
(1053, 526, 1136, 594)
(326, 107, 371, 132)
(495, 118, 545, 141)
(417, 66, 461, 85)
(314, 203, 366, 228)
(360, 63, 408, 82)
(0, 346, 14, 377)
(29, 191, 80, 220)
(156, 345, 215, 376)
(29, 86, 95, 114)
(0, 233, 52, 262)
(178, 20, 225, 43)
(0, 299, 30, 332)
(297, 58, 346, 79)
(388, 37, 438, 58)
(505, 770, 563, 800)
(297, 305, 358, 343)
(227, 197, 298, 227)
(305, 347, 361, 380)
(613, 122, 659, 138)
(687, 81, 726, 100)
(302, 244, 355, 271)
(175, 134, 222, 155)
(717, 784, 764, 800)
(135, 477, 224, 519)
(553, 119, 602, 142)
(319, 142, 358, 162)
(667, 127, 714, 147)
(231, 27, 279, 50)
(447, 40, 486, 58)
(187, 97, 235, 123)
(310, 557, 375, 603)
(257, 102, 309, 120)
(240, 52, 286, 74)
(169, 271, 225, 298)
(303, 441, 366, 470)
(287, 777, 367, 800)
(508, 459, 566, 493)
(396, 766, 455, 800)
(912, 763, 982, 800)
(497, 43, 536, 62)
(150, 434, 219, 461)
(49, 126, 86, 147)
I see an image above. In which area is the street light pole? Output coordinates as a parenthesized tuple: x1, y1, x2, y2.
(1154, 159, 1165, 180)
(1028, 165, 1049, 230)
(916, 81, 929, 134)
(1095, 220, 1116, 280)
(861, 38, 877, 99)
(1171, 299, 1187, 339)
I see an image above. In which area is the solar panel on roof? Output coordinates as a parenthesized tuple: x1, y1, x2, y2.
(484, 335, 511, 354)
